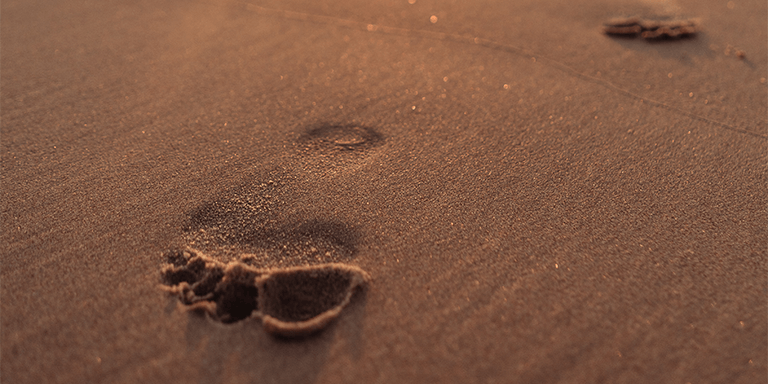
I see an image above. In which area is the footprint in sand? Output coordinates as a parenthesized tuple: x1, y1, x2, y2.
(160, 122, 383, 336)
(602, 0, 699, 40)
(297, 123, 383, 153)
(603, 16, 699, 39)
(293, 123, 385, 169)
(161, 248, 370, 337)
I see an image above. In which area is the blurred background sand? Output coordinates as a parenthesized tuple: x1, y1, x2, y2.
(2, 0, 766, 382)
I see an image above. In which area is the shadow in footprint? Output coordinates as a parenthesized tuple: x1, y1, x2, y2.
(258, 264, 370, 337)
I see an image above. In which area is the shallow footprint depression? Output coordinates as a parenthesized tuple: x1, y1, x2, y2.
(297, 123, 384, 155)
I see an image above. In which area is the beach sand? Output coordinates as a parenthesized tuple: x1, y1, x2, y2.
(2, 0, 766, 382)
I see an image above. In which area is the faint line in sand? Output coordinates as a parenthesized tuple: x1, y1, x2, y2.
(234, 1, 767, 139)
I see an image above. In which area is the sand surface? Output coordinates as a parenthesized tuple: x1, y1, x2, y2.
(2, 0, 766, 382)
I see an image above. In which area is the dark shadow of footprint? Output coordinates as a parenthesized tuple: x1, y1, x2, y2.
(161, 248, 369, 335)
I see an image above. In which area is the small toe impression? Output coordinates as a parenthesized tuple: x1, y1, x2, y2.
(214, 264, 263, 323)
(258, 264, 370, 337)
(160, 249, 264, 322)
(160, 249, 225, 304)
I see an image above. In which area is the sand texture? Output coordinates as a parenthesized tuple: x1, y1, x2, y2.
(2, 0, 766, 383)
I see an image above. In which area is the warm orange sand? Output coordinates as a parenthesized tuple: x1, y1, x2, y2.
(2, 0, 766, 382)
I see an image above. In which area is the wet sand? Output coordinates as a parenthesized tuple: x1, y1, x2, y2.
(2, 0, 766, 382)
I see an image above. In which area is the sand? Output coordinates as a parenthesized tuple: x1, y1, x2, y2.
(2, 0, 766, 382)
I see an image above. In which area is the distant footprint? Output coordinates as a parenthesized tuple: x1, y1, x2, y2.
(161, 248, 370, 336)
(601, 0, 699, 41)
(294, 123, 384, 169)
(603, 16, 699, 39)
(298, 123, 383, 153)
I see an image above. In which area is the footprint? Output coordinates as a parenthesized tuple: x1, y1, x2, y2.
(603, 16, 699, 39)
(295, 123, 384, 166)
(298, 123, 383, 152)
(161, 248, 370, 335)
